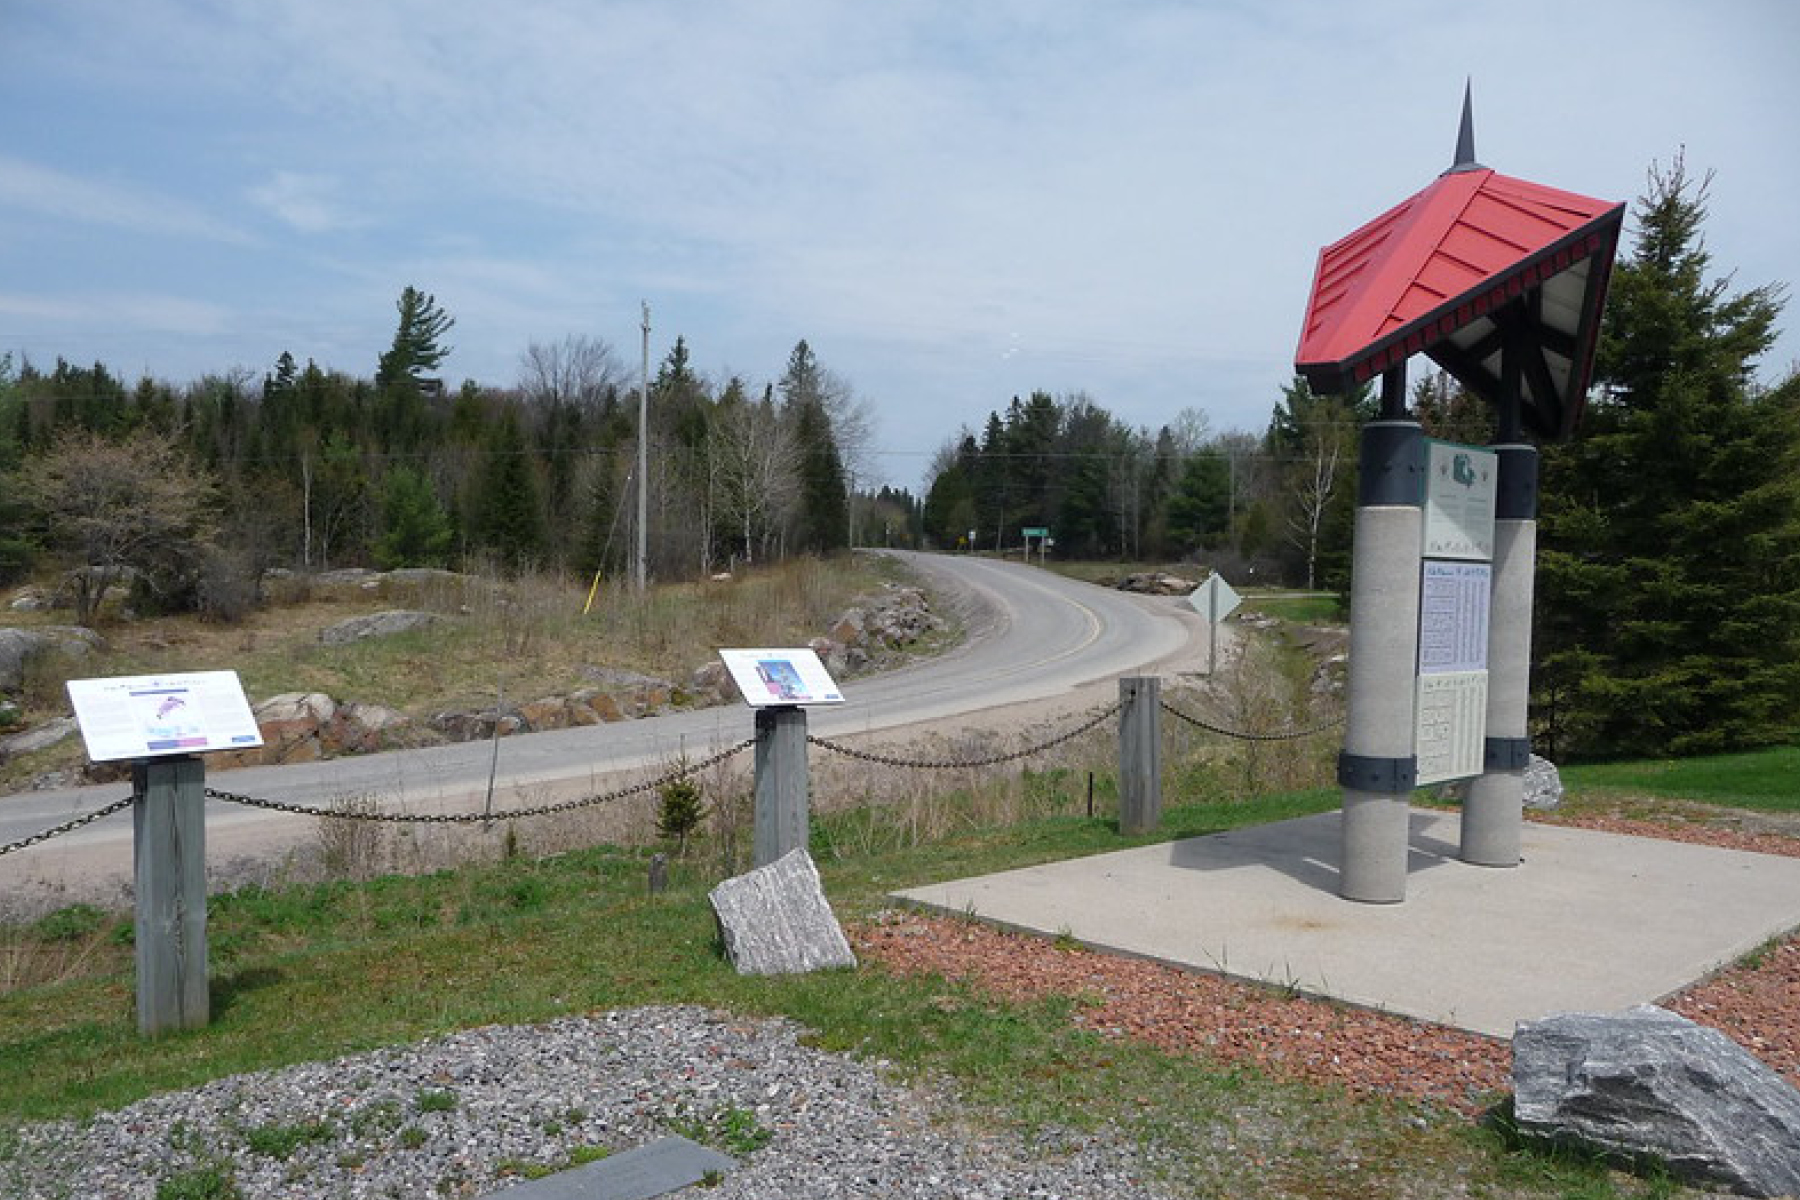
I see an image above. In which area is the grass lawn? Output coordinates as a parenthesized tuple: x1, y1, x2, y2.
(1561, 744, 1800, 812)
(0, 779, 1696, 1199)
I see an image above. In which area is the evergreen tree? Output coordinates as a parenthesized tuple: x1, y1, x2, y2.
(373, 465, 454, 569)
(469, 406, 546, 572)
(1165, 449, 1233, 552)
(790, 396, 847, 554)
(0, 354, 33, 583)
(1535, 157, 1800, 758)
(922, 436, 979, 549)
(376, 286, 455, 390)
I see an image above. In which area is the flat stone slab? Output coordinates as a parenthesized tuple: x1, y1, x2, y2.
(479, 1134, 735, 1200)
(710, 848, 856, 975)
(894, 808, 1800, 1037)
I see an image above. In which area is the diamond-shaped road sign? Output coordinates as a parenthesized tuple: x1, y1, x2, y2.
(1187, 574, 1241, 625)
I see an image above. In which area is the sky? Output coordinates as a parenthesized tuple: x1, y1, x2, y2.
(4, 0, 1797, 494)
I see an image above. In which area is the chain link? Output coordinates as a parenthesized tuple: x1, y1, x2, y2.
(206, 737, 756, 824)
(0, 794, 138, 857)
(1159, 700, 1345, 742)
(807, 702, 1122, 770)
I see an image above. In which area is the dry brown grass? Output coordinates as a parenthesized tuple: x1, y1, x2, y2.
(0, 555, 903, 792)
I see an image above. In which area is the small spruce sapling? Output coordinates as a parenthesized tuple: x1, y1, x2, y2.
(656, 773, 708, 856)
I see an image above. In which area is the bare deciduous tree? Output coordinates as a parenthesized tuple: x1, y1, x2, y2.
(1284, 415, 1351, 591)
(14, 429, 218, 624)
(712, 394, 798, 567)
(517, 334, 624, 414)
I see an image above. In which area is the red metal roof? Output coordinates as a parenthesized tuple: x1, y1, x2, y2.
(1295, 165, 1624, 438)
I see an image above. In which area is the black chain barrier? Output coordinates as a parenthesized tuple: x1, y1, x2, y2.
(3, 698, 1333, 854)
(0, 793, 138, 857)
(1159, 700, 1345, 742)
(806, 702, 1123, 770)
(204, 736, 757, 824)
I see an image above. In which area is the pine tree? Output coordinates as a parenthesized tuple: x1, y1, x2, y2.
(1534, 156, 1800, 758)
(790, 397, 847, 555)
(1165, 449, 1232, 552)
(470, 406, 546, 573)
(376, 286, 455, 390)
(373, 465, 454, 569)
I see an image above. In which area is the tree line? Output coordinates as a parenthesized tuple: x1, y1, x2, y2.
(0, 291, 918, 619)
(1, 159, 1794, 760)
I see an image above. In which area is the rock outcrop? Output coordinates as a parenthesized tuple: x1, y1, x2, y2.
(0, 626, 106, 693)
(318, 610, 443, 646)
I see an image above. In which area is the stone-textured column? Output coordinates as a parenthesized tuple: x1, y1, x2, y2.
(1338, 417, 1424, 903)
(133, 755, 209, 1036)
(1461, 443, 1537, 866)
(753, 706, 809, 867)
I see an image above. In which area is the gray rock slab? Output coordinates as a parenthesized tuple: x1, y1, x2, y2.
(1514, 1005, 1800, 1198)
(478, 1134, 735, 1200)
(709, 848, 856, 975)
(318, 609, 442, 646)
(0, 716, 79, 757)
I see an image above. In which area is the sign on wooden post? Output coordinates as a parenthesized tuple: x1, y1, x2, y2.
(68, 670, 262, 1037)
(720, 649, 842, 867)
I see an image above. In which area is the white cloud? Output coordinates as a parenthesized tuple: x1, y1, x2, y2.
(0, 155, 251, 244)
(0, 290, 232, 337)
(246, 171, 365, 235)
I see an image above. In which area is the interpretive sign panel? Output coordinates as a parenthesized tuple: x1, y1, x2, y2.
(1415, 670, 1488, 786)
(67, 671, 263, 762)
(1418, 561, 1491, 675)
(719, 648, 844, 707)
(1422, 440, 1497, 560)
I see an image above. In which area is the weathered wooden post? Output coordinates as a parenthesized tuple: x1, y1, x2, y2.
(1118, 676, 1161, 835)
(133, 755, 209, 1036)
(753, 705, 809, 867)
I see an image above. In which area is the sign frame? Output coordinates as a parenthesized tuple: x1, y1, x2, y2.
(66, 670, 264, 763)
(718, 647, 845, 707)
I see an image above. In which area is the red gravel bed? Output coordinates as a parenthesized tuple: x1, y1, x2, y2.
(853, 815, 1800, 1118)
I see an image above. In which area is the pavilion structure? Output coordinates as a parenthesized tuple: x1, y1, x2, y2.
(1294, 88, 1625, 902)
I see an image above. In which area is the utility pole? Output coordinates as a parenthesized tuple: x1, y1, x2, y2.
(636, 301, 650, 593)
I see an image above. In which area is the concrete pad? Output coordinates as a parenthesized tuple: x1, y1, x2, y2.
(893, 809, 1800, 1038)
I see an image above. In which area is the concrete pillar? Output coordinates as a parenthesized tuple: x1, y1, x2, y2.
(1118, 676, 1161, 835)
(133, 755, 209, 1036)
(1338, 417, 1424, 904)
(753, 706, 809, 867)
(1461, 443, 1537, 866)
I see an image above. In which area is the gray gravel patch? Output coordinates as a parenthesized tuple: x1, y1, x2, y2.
(1, 1005, 1179, 1199)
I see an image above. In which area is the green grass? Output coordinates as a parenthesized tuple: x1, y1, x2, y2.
(1561, 744, 1800, 812)
(1239, 592, 1345, 624)
(0, 778, 1682, 1199)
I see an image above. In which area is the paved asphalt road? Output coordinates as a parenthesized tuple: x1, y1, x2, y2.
(0, 552, 1203, 898)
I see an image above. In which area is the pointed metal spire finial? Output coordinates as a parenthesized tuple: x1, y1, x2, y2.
(1448, 79, 1483, 174)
